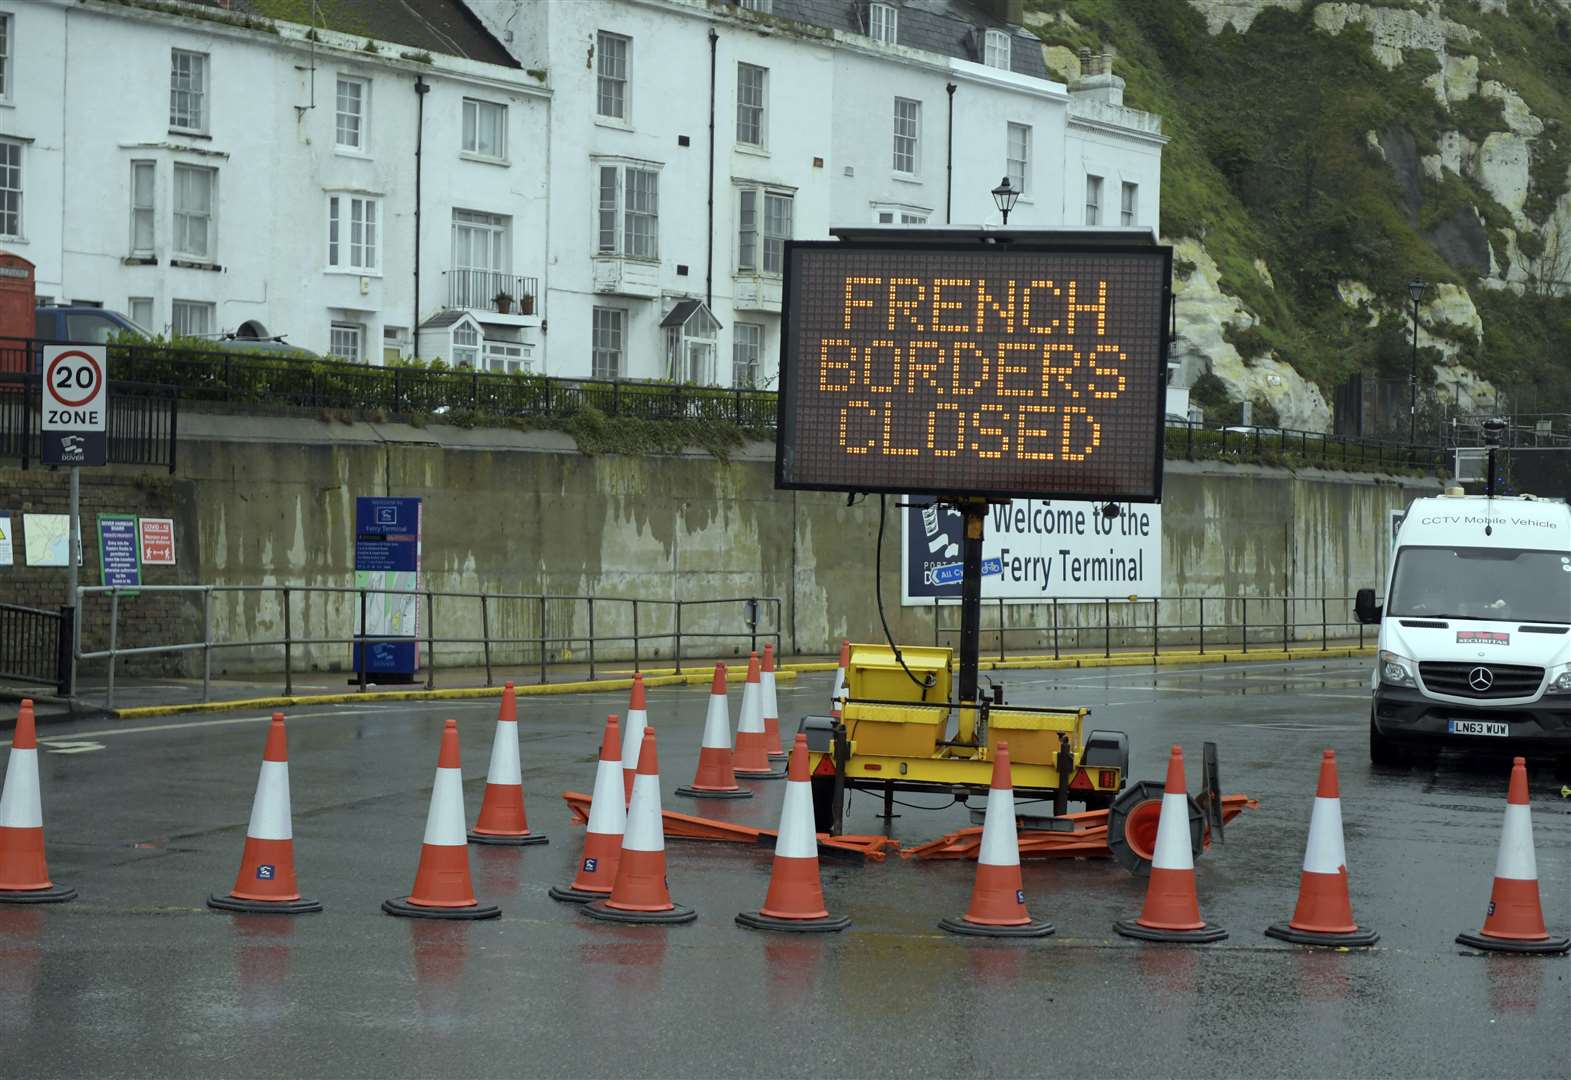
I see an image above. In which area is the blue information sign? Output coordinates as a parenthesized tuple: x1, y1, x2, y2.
(353, 497, 422, 677)
(97, 515, 142, 592)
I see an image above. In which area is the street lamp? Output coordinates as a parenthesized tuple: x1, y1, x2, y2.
(1407, 277, 1428, 445)
(991, 176, 1019, 226)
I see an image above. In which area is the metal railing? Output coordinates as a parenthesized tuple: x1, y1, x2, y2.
(934, 594, 1378, 660)
(0, 603, 72, 695)
(445, 270, 540, 316)
(0, 370, 180, 472)
(0, 338, 778, 428)
(1163, 420, 1442, 473)
(73, 584, 783, 709)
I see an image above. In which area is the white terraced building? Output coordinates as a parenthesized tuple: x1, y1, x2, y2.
(4, 0, 1164, 385)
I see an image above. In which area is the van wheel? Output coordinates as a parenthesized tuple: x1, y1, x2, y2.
(1369, 711, 1406, 768)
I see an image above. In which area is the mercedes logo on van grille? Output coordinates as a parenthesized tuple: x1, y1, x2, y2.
(1468, 666, 1494, 692)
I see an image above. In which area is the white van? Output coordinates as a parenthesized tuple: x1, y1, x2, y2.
(1355, 490, 1571, 765)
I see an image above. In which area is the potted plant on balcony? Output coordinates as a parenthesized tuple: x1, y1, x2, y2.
(493, 289, 514, 314)
(519, 292, 536, 316)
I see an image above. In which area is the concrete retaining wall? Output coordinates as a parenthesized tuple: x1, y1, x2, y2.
(0, 412, 1439, 676)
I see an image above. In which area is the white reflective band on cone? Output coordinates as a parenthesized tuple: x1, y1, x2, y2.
(761, 670, 779, 723)
(1494, 804, 1538, 882)
(701, 694, 732, 749)
(0, 748, 42, 829)
(775, 781, 818, 859)
(1301, 796, 1346, 875)
(423, 767, 469, 846)
(977, 785, 1020, 867)
(738, 680, 763, 734)
(621, 709, 648, 766)
(585, 759, 628, 835)
(623, 773, 665, 852)
(1152, 791, 1194, 871)
(246, 760, 294, 841)
(484, 719, 522, 786)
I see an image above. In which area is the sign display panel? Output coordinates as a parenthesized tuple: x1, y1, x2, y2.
(776, 241, 1171, 502)
(41, 344, 108, 467)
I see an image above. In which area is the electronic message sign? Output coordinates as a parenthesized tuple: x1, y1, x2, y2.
(775, 240, 1171, 503)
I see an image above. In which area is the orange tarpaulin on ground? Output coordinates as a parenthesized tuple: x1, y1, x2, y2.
(560, 791, 1256, 864)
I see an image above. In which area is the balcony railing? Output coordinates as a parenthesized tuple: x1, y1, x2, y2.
(445, 270, 540, 317)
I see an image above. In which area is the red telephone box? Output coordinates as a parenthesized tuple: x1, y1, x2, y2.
(0, 251, 35, 372)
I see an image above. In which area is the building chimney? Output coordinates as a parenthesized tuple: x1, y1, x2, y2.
(1070, 49, 1124, 106)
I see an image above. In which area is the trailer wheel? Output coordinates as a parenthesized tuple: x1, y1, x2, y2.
(1107, 780, 1204, 877)
(810, 775, 839, 833)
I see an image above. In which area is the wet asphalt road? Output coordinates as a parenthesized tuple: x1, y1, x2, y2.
(2, 659, 1568, 1079)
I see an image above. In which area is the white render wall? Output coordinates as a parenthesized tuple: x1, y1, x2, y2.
(8, 0, 548, 362)
(5, 0, 1163, 384)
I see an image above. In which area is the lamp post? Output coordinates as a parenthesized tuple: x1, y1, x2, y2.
(1407, 277, 1428, 446)
(991, 176, 1019, 226)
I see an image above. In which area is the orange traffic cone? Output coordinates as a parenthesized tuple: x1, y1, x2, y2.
(1457, 757, 1569, 954)
(738, 734, 850, 933)
(675, 663, 752, 799)
(734, 652, 784, 779)
(939, 742, 1053, 938)
(762, 643, 787, 760)
(550, 715, 627, 904)
(384, 720, 500, 920)
(830, 639, 850, 712)
(1266, 750, 1376, 947)
(208, 713, 321, 914)
(622, 674, 649, 804)
(0, 700, 75, 904)
(1114, 746, 1226, 943)
(584, 727, 696, 924)
(467, 683, 547, 846)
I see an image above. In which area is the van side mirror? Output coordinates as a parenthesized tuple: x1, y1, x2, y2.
(1354, 588, 1382, 625)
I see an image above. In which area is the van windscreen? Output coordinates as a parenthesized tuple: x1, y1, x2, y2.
(1389, 547, 1571, 625)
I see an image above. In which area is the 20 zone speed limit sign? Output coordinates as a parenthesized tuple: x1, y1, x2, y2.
(42, 344, 108, 466)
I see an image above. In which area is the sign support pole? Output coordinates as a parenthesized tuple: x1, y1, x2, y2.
(67, 465, 80, 689)
(957, 499, 986, 709)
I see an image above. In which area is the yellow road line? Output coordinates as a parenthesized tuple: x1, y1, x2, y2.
(109, 668, 797, 720)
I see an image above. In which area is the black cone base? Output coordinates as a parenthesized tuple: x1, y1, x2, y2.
(0, 884, 76, 905)
(939, 915, 1055, 939)
(1115, 919, 1228, 943)
(737, 910, 850, 934)
(208, 893, 322, 914)
(767, 751, 788, 760)
(548, 883, 610, 905)
(382, 896, 500, 920)
(583, 899, 696, 925)
(1266, 922, 1378, 947)
(735, 767, 788, 780)
(467, 831, 549, 846)
(674, 785, 752, 799)
(1456, 930, 1571, 955)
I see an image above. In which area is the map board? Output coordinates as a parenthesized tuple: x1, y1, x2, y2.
(22, 514, 80, 567)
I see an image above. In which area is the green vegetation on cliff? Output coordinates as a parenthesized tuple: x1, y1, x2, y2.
(1030, 0, 1571, 414)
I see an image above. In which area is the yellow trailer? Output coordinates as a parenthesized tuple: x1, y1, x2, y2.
(806, 643, 1129, 833)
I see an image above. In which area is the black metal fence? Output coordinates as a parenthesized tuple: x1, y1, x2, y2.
(0, 603, 72, 696)
(0, 370, 180, 472)
(935, 594, 1379, 659)
(1163, 421, 1442, 473)
(0, 338, 777, 429)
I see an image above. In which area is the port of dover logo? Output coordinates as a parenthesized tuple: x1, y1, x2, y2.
(1457, 631, 1509, 645)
